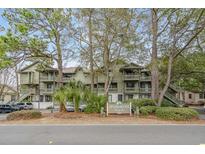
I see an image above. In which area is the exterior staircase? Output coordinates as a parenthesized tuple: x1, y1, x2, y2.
(18, 93, 30, 102)
(164, 92, 184, 106)
(164, 85, 184, 107)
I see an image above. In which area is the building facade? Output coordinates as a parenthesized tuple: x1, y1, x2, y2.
(18, 62, 151, 104)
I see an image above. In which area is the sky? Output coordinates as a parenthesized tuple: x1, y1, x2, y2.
(0, 8, 79, 67)
(0, 9, 8, 35)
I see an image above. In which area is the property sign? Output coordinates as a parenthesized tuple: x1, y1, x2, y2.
(107, 102, 132, 116)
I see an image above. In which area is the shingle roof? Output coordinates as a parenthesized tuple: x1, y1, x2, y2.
(63, 67, 80, 73)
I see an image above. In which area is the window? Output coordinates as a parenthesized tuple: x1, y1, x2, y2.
(189, 94, 192, 99)
(45, 95, 52, 102)
(11, 95, 16, 101)
(40, 95, 44, 102)
(128, 94, 133, 99)
(28, 72, 33, 83)
(126, 82, 135, 88)
(47, 84, 52, 89)
(199, 93, 203, 99)
(140, 83, 145, 88)
(118, 94, 123, 101)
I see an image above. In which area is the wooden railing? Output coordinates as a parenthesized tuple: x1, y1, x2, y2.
(140, 76, 151, 81)
(124, 74, 140, 80)
(125, 87, 139, 92)
(140, 88, 151, 93)
(40, 76, 55, 81)
(94, 87, 118, 92)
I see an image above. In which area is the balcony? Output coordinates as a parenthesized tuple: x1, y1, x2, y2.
(140, 88, 151, 93)
(21, 88, 36, 94)
(124, 87, 139, 93)
(140, 76, 151, 81)
(40, 76, 55, 82)
(94, 87, 118, 92)
(124, 74, 140, 81)
(62, 77, 72, 82)
(41, 88, 54, 94)
(20, 78, 38, 85)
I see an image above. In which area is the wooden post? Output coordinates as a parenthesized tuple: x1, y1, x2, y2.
(130, 102, 132, 116)
(106, 102, 109, 117)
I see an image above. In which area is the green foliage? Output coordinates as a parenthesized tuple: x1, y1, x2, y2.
(140, 106, 160, 116)
(155, 107, 199, 121)
(53, 87, 67, 112)
(65, 80, 84, 112)
(126, 98, 156, 111)
(7, 110, 42, 120)
(84, 94, 106, 113)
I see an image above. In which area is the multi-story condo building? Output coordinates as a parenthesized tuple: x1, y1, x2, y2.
(18, 61, 152, 104)
(18, 61, 205, 108)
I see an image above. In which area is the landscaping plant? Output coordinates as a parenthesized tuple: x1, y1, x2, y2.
(7, 110, 42, 120)
(155, 107, 199, 121)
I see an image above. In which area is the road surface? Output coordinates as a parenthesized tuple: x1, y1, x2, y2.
(0, 125, 204, 145)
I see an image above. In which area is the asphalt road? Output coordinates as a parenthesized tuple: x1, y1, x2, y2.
(0, 125, 204, 145)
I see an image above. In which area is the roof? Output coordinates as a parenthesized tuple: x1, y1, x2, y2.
(63, 67, 81, 74)
(19, 61, 40, 72)
(0, 84, 17, 94)
(19, 61, 57, 73)
(119, 63, 143, 71)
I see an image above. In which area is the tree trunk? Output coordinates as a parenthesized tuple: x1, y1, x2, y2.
(15, 65, 20, 100)
(88, 9, 94, 92)
(151, 8, 159, 102)
(103, 44, 109, 114)
(60, 102, 67, 112)
(56, 33, 63, 88)
(158, 56, 173, 106)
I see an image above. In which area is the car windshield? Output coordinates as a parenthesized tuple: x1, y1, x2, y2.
(26, 103, 32, 105)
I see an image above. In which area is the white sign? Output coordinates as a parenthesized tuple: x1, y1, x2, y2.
(107, 102, 132, 116)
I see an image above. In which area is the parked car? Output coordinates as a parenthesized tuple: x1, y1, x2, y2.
(79, 104, 87, 112)
(66, 105, 74, 112)
(10, 104, 20, 111)
(16, 102, 33, 110)
(0, 104, 16, 113)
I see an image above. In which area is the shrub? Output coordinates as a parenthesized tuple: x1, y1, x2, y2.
(140, 106, 160, 116)
(7, 110, 42, 121)
(84, 94, 106, 113)
(155, 107, 198, 121)
(127, 98, 156, 111)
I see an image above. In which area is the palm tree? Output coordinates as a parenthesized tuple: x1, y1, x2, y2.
(53, 87, 67, 112)
(66, 80, 84, 112)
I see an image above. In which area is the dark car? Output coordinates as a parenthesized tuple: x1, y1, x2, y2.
(0, 105, 16, 113)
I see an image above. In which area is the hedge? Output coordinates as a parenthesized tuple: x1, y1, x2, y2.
(140, 106, 160, 116)
(127, 98, 156, 111)
(7, 110, 42, 121)
(155, 107, 198, 121)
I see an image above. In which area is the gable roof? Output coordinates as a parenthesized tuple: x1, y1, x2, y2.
(19, 61, 57, 73)
(63, 67, 81, 74)
(0, 84, 17, 94)
(19, 61, 40, 72)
